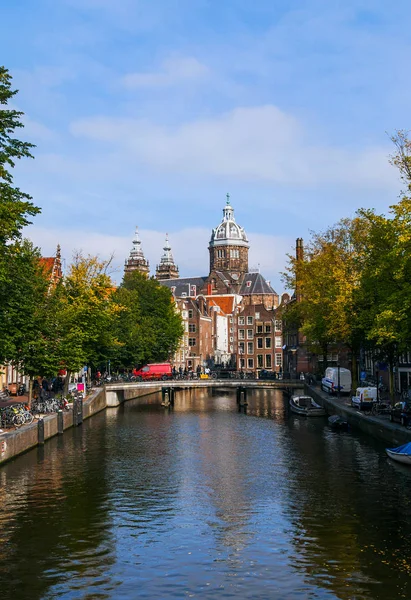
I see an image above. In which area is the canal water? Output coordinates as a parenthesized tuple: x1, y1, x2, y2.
(1, 389, 411, 600)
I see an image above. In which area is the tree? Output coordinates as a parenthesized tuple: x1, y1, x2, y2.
(0, 239, 59, 401)
(0, 66, 39, 244)
(282, 219, 366, 384)
(112, 272, 184, 369)
(55, 253, 122, 392)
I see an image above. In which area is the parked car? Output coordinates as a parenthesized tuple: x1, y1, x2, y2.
(133, 363, 172, 381)
(390, 401, 411, 426)
(321, 367, 352, 395)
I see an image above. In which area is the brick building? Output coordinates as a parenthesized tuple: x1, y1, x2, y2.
(127, 195, 284, 373)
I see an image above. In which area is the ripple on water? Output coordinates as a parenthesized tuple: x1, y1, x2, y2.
(1, 390, 411, 600)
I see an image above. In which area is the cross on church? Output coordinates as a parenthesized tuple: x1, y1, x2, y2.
(226, 192, 230, 205)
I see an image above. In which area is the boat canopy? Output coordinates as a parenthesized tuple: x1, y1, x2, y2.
(388, 442, 411, 455)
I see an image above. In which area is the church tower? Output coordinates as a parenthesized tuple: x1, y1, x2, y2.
(208, 194, 249, 279)
(155, 235, 179, 280)
(124, 227, 150, 276)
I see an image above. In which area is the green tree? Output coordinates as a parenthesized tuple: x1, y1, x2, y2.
(0, 66, 39, 244)
(113, 272, 183, 369)
(55, 253, 122, 392)
(283, 219, 366, 384)
(0, 240, 60, 401)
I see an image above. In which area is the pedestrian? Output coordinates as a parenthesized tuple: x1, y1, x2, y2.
(172, 366, 177, 379)
(179, 366, 183, 378)
(196, 365, 201, 378)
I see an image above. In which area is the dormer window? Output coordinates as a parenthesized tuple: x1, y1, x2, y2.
(246, 280, 252, 288)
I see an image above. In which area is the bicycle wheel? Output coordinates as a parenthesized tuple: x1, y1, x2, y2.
(13, 413, 25, 427)
(24, 411, 34, 425)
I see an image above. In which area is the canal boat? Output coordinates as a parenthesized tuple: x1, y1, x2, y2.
(386, 442, 411, 465)
(328, 415, 349, 431)
(289, 395, 326, 417)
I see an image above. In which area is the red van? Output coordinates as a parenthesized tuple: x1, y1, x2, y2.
(134, 363, 172, 381)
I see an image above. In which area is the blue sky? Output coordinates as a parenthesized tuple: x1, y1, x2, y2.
(2, 0, 411, 291)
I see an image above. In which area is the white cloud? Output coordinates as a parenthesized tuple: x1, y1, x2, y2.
(70, 105, 396, 188)
(123, 56, 209, 89)
(26, 225, 290, 292)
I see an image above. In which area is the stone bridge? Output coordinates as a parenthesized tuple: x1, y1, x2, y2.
(104, 379, 303, 407)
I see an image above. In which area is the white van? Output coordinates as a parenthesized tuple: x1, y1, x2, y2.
(321, 367, 352, 395)
(351, 387, 377, 410)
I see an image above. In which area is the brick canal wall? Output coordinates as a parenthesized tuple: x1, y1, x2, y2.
(306, 384, 411, 447)
(0, 386, 159, 466)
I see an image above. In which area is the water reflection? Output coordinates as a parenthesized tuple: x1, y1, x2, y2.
(1, 390, 411, 599)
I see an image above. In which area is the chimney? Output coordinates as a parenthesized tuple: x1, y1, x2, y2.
(296, 238, 304, 262)
(207, 283, 212, 295)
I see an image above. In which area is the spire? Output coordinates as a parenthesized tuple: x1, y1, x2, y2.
(160, 234, 175, 265)
(124, 226, 150, 276)
(156, 234, 179, 280)
(130, 226, 145, 260)
(223, 193, 235, 222)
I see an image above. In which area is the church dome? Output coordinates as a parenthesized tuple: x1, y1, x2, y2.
(209, 194, 249, 248)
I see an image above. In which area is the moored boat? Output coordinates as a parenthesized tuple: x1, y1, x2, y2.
(289, 395, 326, 417)
(386, 442, 411, 465)
(328, 415, 349, 431)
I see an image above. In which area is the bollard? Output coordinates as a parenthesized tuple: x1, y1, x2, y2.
(57, 409, 64, 435)
(170, 388, 175, 406)
(78, 397, 83, 425)
(73, 398, 78, 427)
(236, 388, 241, 404)
(38, 418, 45, 444)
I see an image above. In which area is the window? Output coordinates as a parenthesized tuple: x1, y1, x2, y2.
(230, 327, 233, 333)
(257, 338, 263, 349)
(246, 281, 252, 288)
(230, 249, 239, 259)
(275, 353, 282, 366)
(230, 345, 233, 352)
(182, 311, 188, 319)
(275, 337, 282, 348)
(185, 322, 189, 332)
(240, 358, 245, 368)
(230, 336, 233, 342)
(188, 310, 193, 319)
(265, 354, 272, 368)
(255, 312, 260, 319)
(265, 338, 272, 349)
(247, 316, 253, 325)
(247, 342, 253, 354)
(247, 358, 254, 369)
(238, 316, 245, 325)
(275, 319, 282, 331)
(247, 329, 253, 339)
(189, 324, 196, 333)
(217, 249, 225, 259)
(189, 338, 196, 347)
(239, 329, 245, 340)
(230, 317, 233, 323)
(257, 355, 263, 368)
(265, 324, 271, 333)
(238, 342, 245, 353)
(256, 324, 263, 333)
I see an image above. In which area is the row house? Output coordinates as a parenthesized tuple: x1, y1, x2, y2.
(237, 304, 283, 374)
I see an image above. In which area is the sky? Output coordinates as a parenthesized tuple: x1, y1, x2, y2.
(2, 0, 411, 292)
